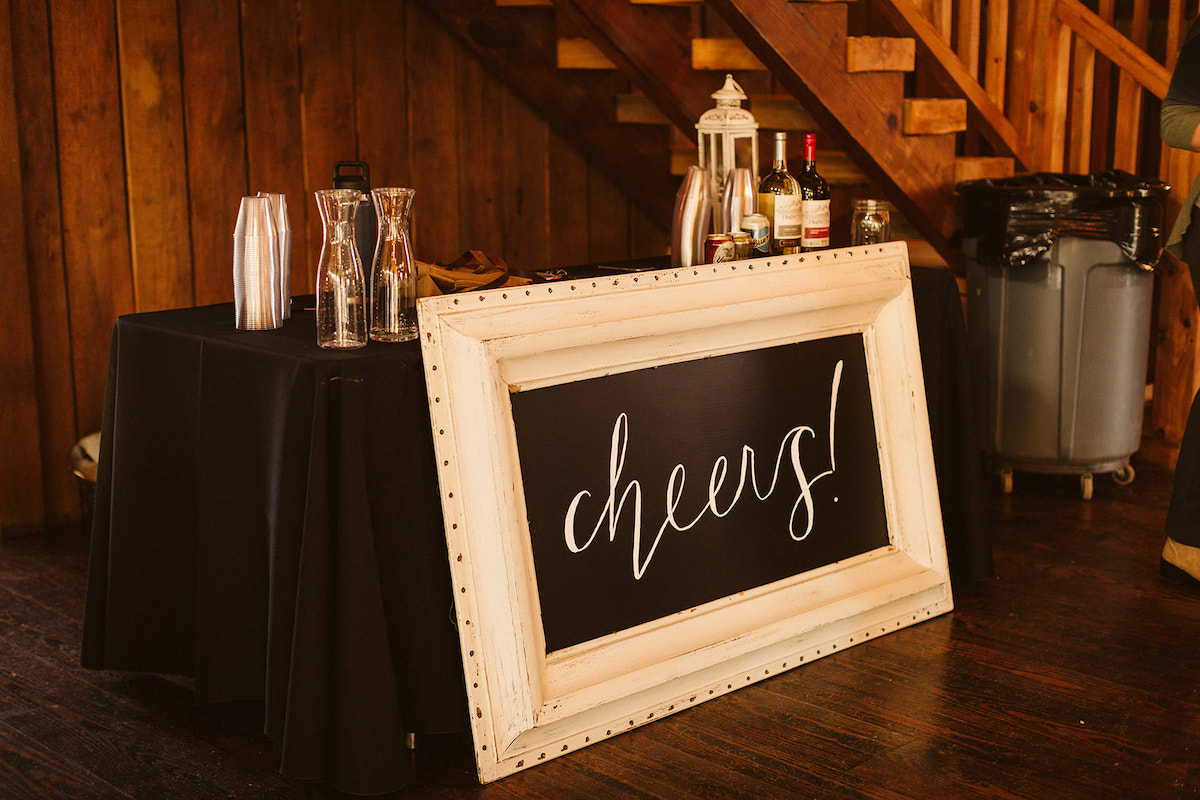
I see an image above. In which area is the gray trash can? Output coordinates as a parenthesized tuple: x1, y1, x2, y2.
(958, 171, 1169, 499)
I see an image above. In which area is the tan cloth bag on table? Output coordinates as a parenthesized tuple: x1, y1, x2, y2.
(416, 250, 532, 296)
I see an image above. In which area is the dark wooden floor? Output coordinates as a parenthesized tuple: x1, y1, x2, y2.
(4, 460, 1200, 799)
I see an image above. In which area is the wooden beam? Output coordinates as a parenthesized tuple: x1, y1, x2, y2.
(557, 37, 616, 69)
(691, 37, 765, 70)
(903, 97, 967, 135)
(846, 36, 915, 73)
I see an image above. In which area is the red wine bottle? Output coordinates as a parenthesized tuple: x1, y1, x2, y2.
(798, 133, 830, 251)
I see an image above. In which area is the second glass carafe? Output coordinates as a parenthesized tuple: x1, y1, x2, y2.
(369, 187, 419, 342)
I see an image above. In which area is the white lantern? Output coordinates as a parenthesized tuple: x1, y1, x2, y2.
(695, 74, 759, 219)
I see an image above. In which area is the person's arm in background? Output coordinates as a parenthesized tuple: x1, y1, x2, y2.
(1162, 19, 1200, 152)
(1161, 95, 1200, 152)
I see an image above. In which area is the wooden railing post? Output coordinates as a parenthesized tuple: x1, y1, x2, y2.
(983, 0, 1008, 109)
(1067, 27, 1096, 173)
(1041, 0, 1071, 172)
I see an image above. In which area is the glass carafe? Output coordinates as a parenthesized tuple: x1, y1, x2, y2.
(314, 188, 368, 349)
(369, 187, 419, 342)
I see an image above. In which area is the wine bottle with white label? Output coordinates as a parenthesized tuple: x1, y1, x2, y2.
(798, 133, 831, 251)
(757, 132, 801, 255)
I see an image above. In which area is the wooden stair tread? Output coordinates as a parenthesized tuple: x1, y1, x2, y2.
(903, 98, 967, 135)
(846, 36, 916, 73)
(691, 38, 766, 71)
(557, 37, 616, 69)
(954, 156, 1016, 184)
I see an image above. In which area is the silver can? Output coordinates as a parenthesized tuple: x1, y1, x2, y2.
(731, 231, 752, 261)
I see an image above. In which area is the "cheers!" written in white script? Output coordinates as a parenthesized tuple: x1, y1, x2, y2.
(563, 360, 846, 580)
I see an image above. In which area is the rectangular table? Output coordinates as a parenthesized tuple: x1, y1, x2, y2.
(81, 266, 991, 795)
(81, 300, 467, 795)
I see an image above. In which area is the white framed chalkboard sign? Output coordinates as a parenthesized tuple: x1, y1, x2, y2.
(418, 242, 952, 783)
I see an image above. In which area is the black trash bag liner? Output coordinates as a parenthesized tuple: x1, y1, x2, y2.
(957, 170, 1170, 270)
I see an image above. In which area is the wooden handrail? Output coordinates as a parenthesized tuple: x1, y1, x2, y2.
(1055, 0, 1169, 99)
(878, 0, 1030, 169)
(893, 0, 1172, 175)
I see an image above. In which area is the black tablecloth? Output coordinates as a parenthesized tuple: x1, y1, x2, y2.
(910, 266, 994, 584)
(80, 265, 991, 796)
(80, 302, 467, 795)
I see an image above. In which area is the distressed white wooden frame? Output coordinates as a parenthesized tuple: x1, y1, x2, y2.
(418, 242, 952, 783)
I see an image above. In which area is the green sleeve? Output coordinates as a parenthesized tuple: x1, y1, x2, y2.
(1162, 98, 1200, 152)
(1163, 18, 1200, 151)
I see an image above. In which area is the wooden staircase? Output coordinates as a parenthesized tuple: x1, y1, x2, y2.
(417, 0, 1200, 460)
(709, 0, 979, 263)
(417, 0, 1022, 267)
(417, 0, 1184, 236)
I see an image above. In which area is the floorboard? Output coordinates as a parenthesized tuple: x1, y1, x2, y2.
(3, 462, 1199, 799)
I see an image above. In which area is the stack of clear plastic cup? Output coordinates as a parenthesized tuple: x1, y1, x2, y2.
(233, 195, 282, 330)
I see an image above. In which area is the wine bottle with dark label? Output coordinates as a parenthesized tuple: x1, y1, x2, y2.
(757, 132, 801, 255)
(799, 133, 830, 251)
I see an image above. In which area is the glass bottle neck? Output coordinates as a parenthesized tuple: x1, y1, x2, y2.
(772, 134, 788, 171)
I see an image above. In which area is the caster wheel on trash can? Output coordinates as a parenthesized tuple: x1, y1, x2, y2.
(1113, 464, 1135, 486)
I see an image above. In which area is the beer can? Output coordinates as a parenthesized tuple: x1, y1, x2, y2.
(704, 233, 734, 264)
(731, 231, 752, 261)
(740, 213, 770, 257)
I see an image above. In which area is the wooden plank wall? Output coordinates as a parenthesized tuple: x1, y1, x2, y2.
(1, 0, 668, 534)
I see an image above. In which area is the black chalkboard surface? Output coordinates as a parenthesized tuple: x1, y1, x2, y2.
(510, 333, 889, 654)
